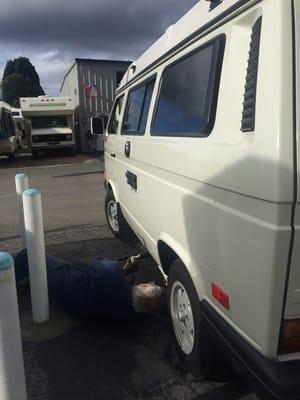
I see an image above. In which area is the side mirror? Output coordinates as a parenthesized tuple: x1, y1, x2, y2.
(91, 117, 104, 135)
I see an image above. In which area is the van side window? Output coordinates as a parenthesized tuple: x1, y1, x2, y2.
(108, 95, 124, 134)
(122, 79, 155, 135)
(152, 36, 225, 137)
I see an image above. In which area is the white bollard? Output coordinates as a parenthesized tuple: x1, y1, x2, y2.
(23, 189, 49, 323)
(0, 252, 28, 400)
(15, 173, 29, 248)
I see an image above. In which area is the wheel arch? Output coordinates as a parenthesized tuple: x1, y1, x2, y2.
(105, 179, 120, 203)
(157, 233, 206, 300)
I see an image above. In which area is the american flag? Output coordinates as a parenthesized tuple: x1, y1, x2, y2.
(84, 85, 98, 97)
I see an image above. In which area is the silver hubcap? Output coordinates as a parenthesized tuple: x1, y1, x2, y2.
(170, 281, 195, 355)
(107, 200, 119, 232)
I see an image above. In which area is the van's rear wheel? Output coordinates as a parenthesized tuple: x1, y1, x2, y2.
(105, 190, 136, 242)
(168, 260, 221, 379)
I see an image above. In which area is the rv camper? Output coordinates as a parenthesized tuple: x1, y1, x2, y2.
(20, 96, 75, 157)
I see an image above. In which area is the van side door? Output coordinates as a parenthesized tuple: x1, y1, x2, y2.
(116, 78, 155, 236)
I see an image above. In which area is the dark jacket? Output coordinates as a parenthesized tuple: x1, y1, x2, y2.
(14, 249, 138, 322)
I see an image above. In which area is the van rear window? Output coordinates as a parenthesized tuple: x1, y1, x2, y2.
(152, 36, 225, 137)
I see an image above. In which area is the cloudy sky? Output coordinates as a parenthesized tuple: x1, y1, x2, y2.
(0, 0, 198, 95)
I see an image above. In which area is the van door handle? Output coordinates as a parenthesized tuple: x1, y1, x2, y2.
(126, 171, 137, 190)
(110, 152, 116, 158)
(124, 141, 131, 158)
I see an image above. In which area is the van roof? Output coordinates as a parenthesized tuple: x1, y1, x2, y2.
(118, 0, 253, 90)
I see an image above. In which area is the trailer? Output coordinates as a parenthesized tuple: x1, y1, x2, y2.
(20, 96, 75, 157)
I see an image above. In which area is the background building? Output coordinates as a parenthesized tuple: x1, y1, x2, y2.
(60, 58, 131, 153)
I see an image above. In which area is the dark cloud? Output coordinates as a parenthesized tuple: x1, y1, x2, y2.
(0, 0, 197, 56)
(0, 0, 198, 94)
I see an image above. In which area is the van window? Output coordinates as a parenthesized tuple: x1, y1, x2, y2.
(108, 95, 124, 134)
(122, 79, 155, 135)
(152, 37, 225, 137)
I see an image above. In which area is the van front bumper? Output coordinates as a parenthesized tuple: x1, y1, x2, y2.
(201, 300, 300, 400)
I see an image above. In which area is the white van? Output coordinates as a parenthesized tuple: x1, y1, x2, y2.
(94, 0, 300, 398)
(0, 102, 18, 159)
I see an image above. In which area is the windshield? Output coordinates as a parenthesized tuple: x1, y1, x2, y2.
(31, 116, 68, 129)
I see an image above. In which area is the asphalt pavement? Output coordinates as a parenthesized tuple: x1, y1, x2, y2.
(0, 153, 258, 400)
(0, 153, 105, 240)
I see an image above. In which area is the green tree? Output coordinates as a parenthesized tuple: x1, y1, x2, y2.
(2, 57, 45, 107)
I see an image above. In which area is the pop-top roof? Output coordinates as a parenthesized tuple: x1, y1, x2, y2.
(119, 0, 252, 89)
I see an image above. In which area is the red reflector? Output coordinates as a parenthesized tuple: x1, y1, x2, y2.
(212, 283, 230, 310)
(280, 319, 300, 354)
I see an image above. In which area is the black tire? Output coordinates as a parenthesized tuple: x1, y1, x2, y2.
(168, 259, 223, 379)
(104, 190, 137, 242)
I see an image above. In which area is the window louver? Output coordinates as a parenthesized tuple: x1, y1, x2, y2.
(241, 17, 262, 132)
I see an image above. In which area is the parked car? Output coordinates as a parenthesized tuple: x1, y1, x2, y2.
(93, 0, 300, 398)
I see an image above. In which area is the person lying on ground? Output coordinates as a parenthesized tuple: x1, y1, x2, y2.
(14, 249, 165, 322)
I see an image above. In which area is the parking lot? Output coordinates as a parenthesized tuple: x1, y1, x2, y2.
(0, 153, 257, 400)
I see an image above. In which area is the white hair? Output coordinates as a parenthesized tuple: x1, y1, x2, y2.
(132, 283, 164, 314)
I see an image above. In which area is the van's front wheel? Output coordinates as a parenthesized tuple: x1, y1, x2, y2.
(168, 260, 221, 379)
(105, 190, 136, 242)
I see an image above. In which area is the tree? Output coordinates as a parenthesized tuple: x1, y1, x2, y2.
(2, 57, 45, 107)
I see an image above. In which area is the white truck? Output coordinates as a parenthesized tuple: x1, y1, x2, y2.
(20, 96, 75, 157)
(92, 0, 300, 398)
